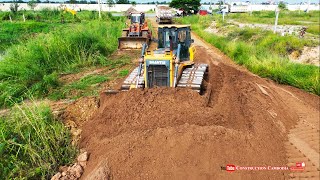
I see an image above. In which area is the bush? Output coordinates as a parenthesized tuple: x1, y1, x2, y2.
(0, 20, 125, 107)
(1, 12, 13, 20)
(278, 1, 287, 10)
(0, 102, 77, 179)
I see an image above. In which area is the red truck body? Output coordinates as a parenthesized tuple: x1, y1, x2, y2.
(199, 10, 208, 16)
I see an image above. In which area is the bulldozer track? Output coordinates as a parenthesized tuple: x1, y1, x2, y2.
(177, 64, 208, 92)
(121, 66, 145, 90)
(121, 64, 208, 93)
(280, 89, 320, 179)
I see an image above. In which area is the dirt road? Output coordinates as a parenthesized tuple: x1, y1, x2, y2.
(79, 19, 319, 179)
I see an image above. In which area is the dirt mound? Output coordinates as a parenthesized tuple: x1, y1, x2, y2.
(124, 7, 139, 17)
(78, 45, 307, 179)
(290, 46, 320, 66)
(78, 18, 320, 178)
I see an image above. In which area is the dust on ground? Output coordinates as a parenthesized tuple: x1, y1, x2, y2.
(290, 46, 320, 66)
(48, 49, 142, 145)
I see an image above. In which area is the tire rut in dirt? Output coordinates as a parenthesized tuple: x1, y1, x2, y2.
(275, 87, 320, 179)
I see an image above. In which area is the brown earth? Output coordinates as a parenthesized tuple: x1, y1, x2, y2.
(78, 19, 320, 179)
(290, 46, 320, 67)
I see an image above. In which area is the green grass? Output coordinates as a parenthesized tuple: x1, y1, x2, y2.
(176, 15, 319, 95)
(0, 19, 125, 107)
(221, 10, 320, 35)
(0, 21, 61, 50)
(69, 75, 108, 90)
(118, 69, 130, 77)
(49, 55, 132, 100)
(0, 102, 77, 179)
(49, 74, 109, 100)
(0, 10, 128, 180)
(0, 10, 124, 50)
(0, 9, 120, 22)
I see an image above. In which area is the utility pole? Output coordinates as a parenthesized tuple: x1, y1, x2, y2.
(223, 0, 225, 22)
(223, 10, 225, 21)
(249, 0, 253, 16)
(306, 0, 310, 13)
(97, 0, 102, 19)
(274, 8, 279, 33)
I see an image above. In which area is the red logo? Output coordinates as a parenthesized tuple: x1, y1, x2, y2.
(291, 162, 305, 171)
(226, 164, 236, 172)
(296, 162, 306, 168)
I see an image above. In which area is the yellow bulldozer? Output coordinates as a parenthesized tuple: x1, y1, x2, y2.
(121, 25, 208, 93)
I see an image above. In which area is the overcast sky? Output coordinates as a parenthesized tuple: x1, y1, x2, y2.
(0, 0, 319, 3)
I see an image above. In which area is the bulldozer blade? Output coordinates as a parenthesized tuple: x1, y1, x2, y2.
(118, 37, 149, 50)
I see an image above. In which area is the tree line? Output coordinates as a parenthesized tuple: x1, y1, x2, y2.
(1, 0, 169, 4)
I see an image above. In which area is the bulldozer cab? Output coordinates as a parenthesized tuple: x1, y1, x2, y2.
(157, 25, 192, 61)
(130, 13, 145, 24)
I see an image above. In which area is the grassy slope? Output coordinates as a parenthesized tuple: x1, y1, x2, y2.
(176, 14, 319, 95)
(0, 10, 117, 50)
(49, 54, 132, 100)
(0, 18, 125, 107)
(0, 22, 61, 51)
(0, 11, 127, 179)
(226, 10, 320, 35)
(0, 103, 76, 179)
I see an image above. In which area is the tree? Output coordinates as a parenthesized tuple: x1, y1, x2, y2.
(116, 0, 129, 4)
(69, 0, 77, 4)
(278, 1, 287, 10)
(9, 0, 20, 14)
(107, 0, 115, 11)
(131, 1, 136, 6)
(169, 0, 201, 13)
(27, 0, 38, 11)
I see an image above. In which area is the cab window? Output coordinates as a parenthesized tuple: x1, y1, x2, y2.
(178, 30, 187, 42)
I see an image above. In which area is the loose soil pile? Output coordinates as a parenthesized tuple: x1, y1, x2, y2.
(290, 46, 320, 66)
(77, 44, 319, 179)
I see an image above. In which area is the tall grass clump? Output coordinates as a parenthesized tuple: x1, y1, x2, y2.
(0, 21, 59, 50)
(0, 102, 77, 179)
(0, 20, 125, 107)
(176, 15, 319, 95)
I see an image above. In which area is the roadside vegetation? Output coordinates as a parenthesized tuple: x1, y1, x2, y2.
(0, 10, 119, 50)
(0, 102, 77, 179)
(0, 22, 58, 50)
(0, 10, 129, 179)
(176, 13, 319, 95)
(49, 54, 132, 100)
(0, 11, 126, 107)
(226, 11, 320, 35)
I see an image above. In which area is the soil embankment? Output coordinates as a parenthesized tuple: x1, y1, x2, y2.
(79, 19, 320, 180)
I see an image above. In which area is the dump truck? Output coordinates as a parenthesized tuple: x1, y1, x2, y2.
(118, 12, 152, 49)
(156, 6, 173, 24)
(121, 25, 208, 93)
